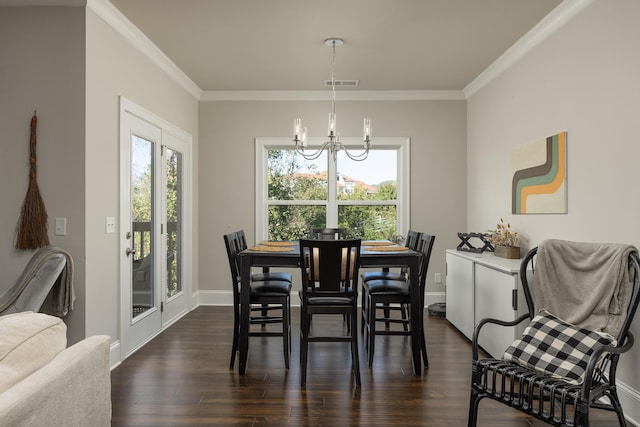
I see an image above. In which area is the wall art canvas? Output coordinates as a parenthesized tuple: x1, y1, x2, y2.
(510, 132, 567, 214)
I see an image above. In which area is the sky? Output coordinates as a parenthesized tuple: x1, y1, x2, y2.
(304, 149, 397, 185)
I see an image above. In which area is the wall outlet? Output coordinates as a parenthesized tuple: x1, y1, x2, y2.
(434, 273, 442, 284)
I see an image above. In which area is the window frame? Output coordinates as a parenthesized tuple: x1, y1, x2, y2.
(255, 137, 410, 241)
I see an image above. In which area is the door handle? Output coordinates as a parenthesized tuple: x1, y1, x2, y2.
(126, 248, 136, 257)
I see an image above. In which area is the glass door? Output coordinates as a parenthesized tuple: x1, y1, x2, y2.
(121, 111, 163, 357)
(119, 99, 192, 358)
(160, 134, 189, 323)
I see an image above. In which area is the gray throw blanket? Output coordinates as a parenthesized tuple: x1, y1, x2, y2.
(535, 239, 637, 337)
(0, 246, 74, 317)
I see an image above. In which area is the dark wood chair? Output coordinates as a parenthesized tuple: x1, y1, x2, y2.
(235, 229, 292, 283)
(361, 229, 421, 282)
(362, 232, 436, 368)
(468, 240, 640, 427)
(223, 232, 291, 369)
(360, 229, 422, 332)
(298, 238, 362, 386)
(309, 227, 347, 240)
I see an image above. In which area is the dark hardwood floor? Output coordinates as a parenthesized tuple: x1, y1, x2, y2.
(111, 306, 623, 426)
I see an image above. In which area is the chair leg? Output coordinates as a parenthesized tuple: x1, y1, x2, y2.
(574, 406, 590, 427)
(282, 297, 290, 369)
(361, 289, 367, 335)
(421, 327, 429, 368)
(368, 294, 377, 368)
(401, 303, 409, 332)
(300, 310, 309, 386)
(467, 390, 481, 427)
(383, 302, 391, 328)
(229, 305, 240, 369)
(608, 389, 628, 427)
(288, 300, 292, 353)
(351, 311, 361, 386)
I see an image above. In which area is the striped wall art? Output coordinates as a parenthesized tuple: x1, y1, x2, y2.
(510, 132, 567, 214)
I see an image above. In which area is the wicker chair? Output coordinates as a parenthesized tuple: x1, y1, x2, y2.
(468, 240, 640, 427)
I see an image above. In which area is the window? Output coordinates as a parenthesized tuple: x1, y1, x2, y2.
(256, 137, 410, 241)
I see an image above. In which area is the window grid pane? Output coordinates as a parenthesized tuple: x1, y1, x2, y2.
(262, 142, 403, 240)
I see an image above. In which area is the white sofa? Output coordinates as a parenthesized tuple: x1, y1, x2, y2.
(0, 312, 111, 426)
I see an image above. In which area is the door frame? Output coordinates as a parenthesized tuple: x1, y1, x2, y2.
(119, 97, 193, 359)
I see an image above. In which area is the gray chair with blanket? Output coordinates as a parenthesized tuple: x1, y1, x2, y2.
(468, 239, 640, 427)
(0, 246, 74, 317)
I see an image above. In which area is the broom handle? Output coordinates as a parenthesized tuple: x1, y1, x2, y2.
(30, 112, 37, 180)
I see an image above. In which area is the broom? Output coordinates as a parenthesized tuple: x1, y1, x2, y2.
(15, 111, 50, 250)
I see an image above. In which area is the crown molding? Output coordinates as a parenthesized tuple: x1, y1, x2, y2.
(86, 0, 202, 100)
(463, 0, 594, 98)
(200, 90, 465, 102)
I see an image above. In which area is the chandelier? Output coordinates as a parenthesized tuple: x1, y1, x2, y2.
(293, 38, 372, 162)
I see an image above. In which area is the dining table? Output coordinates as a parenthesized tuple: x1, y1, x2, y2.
(238, 240, 423, 376)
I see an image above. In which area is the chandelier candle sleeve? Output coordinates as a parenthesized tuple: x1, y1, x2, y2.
(328, 113, 336, 137)
(294, 118, 302, 141)
(363, 118, 371, 145)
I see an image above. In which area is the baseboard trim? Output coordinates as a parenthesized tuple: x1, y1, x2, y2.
(617, 379, 640, 426)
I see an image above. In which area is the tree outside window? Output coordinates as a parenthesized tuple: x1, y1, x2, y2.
(266, 147, 399, 241)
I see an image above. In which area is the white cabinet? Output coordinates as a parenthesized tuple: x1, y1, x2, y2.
(445, 252, 475, 339)
(445, 250, 529, 358)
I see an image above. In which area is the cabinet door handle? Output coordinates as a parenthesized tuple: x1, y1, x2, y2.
(512, 289, 518, 311)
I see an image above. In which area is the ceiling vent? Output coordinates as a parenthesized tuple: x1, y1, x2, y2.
(324, 79, 360, 87)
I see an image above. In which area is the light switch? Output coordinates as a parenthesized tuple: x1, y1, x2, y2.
(106, 217, 116, 234)
(55, 218, 67, 236)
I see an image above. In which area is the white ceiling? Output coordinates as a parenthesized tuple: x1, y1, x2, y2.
(2, 0, 566, 94)
(105, 0, 563, 94)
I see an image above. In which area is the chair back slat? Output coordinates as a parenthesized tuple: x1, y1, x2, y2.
(300, 239, 361, 296)
(236, 229, 248, 251)
(405, 229, 421, 250)
(415, 233, 436, 300)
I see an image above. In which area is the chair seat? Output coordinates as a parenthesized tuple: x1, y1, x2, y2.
(251, 280, 291, 294)
(252, 272, 293, 283)
(361, 271, 406, 282)
(365, 279, 409, 295)
(305, 296, 354, 305)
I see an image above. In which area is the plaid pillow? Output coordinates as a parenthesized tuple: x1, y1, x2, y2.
(502, 310, 616, 384)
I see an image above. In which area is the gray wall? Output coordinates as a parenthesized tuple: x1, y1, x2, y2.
(0, 5, 199, 359)
(85, 6, 199, 344)
(0, 6, 86, 343)
(467, 0, 640, 422)
(198, 99, 467, 303)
